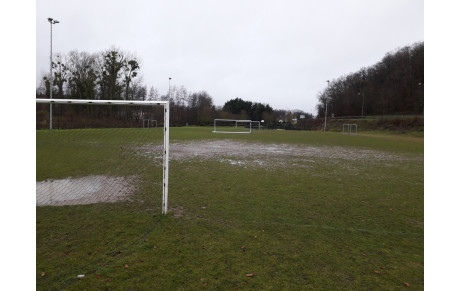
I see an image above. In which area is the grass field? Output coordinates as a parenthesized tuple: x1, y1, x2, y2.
(36, 127, 423, 290)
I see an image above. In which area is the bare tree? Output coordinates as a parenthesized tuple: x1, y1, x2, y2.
(100, 47, 125, 100)
(122, 53, 141, 100)
(148, 86, 160, 101)
(52, 53, 69, 99)
(67, 50, 98, 99)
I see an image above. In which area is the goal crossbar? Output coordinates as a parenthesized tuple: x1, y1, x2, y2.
(36, 98, 170, 214)
(36, 98, 169, 106)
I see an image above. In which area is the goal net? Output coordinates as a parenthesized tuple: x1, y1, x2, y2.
(213, 119, 253, 133)
(36, 99, 169, 288)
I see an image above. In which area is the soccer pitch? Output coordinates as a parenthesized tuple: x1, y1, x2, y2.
(36, 127, 423, 290)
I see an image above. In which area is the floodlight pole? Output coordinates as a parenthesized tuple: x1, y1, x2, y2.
(168, 77, 172, 100)
(48, 17, 59, 130)
(324, 80, 330, 131)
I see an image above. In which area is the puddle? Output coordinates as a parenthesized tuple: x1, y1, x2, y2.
(36, 175, 136, 206)
(36, 140, 418, 206)
(166, 139, 414, 167)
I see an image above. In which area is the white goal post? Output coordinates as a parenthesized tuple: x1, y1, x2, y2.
(36, 98, 170, 214)
(342, 123, 358, 134)
(213, 119, 253, 133)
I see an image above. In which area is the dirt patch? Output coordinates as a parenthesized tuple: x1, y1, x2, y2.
(36, 175, 136, 206)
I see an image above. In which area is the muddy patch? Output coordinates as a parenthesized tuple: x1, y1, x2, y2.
(166, 139, 414, 167)
(170, 206, 186, 218)
(36, 175, 136, 206)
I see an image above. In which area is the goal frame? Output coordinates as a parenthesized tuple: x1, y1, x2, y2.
(36, 98, 170, 214)
(212, 119, 253, 133)
(143, 119, 158, 128)
(342, 123, 358, 135)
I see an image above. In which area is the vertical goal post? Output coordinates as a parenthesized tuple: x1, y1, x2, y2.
(36, 98, 170, 214)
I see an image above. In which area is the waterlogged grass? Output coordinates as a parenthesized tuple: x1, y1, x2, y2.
(37, 127, 423, 290)
(36, 128, 164, 181)
(171, 126, 423, 154)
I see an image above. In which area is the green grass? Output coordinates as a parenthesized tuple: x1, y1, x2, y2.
(37, 127, 423, 290)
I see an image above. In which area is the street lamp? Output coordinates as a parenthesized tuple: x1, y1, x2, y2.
(324, 80, 330, 131)
(48, 17, 59, 130)
(168, 77, 172, 100)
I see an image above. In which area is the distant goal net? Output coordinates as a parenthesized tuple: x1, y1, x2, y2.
(213, 119, 253, 133)
(142, 119, 157, 128)
(342, 123, 358, 134)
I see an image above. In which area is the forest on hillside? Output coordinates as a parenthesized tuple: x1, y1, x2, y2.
(316, 42, 424, 117)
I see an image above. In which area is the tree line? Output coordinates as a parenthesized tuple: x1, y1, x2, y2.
(39, 47, 145, 101)
(37, 42, 422, 129)
(316, 42, 424, 117)
(36, 47, 288, 127)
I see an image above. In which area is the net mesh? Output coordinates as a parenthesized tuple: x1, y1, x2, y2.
(36, 101, 165, 288)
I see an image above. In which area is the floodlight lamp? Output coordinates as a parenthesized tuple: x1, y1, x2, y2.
(48, 18, 53, 22)
(53, 20, 60, 24)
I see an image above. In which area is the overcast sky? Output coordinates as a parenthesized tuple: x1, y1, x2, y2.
(36, 0, 423, 113)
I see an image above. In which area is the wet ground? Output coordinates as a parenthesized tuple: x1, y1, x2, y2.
(37, 139, 417, 206)
(168, 139, 413, 166)
(36, 175, 135, 206)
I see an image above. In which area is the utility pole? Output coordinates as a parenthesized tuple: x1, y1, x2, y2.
(168, 77, 172, 100)
(324, 80, 330, 131)
(48, 17, 59, 130)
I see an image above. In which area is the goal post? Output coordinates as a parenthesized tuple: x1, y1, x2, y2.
(212, 119, 253, 133)
(36, 98, 170, 214)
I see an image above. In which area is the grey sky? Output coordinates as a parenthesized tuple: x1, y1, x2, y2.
(36, 0, 423, 113)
